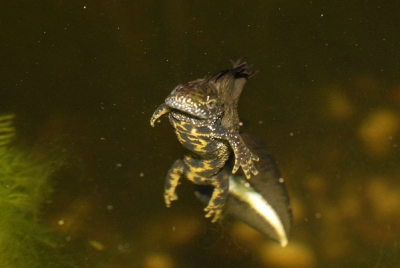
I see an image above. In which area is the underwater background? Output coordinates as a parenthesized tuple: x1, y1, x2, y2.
(1, 0, 400, 267)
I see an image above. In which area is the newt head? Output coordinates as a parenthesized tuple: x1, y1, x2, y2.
(165, 80, 223, 121)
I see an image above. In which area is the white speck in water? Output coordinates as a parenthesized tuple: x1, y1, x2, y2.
(58, 220, 65, 225)
(140, 172, 144, 177)
(106, 205, 113, 211)
(315, 213, 321, 219)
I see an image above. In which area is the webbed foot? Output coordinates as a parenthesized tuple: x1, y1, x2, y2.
(229, 134, 259, 178)
(164, 190, 178, 207)
(204, 204, 224, 223)
(232, 149, 259, 179)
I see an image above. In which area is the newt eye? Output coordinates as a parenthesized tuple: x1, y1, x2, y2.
(206, 99, 217, 109)
(170, 85, 180, 94)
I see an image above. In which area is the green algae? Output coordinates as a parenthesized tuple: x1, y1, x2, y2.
(0, 114, 81, 268)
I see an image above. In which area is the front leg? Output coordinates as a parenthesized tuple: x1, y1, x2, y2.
(164, 159, 184, 207)
(150, 103, 170, 127)
(228, 133, 259, 178)
(211, 131, 259, 179)
(203, 171, 230, 223)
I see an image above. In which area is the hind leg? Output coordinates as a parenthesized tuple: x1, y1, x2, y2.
(203, 170, 229, 222)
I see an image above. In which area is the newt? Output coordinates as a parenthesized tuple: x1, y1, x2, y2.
(150, 59, 258, 222)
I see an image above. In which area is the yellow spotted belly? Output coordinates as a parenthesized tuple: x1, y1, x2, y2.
(169, 116, 230, 176)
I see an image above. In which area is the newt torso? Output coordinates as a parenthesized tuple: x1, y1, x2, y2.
(169, 116, 230, 178)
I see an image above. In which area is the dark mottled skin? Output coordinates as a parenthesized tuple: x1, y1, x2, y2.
(150, 59, 259, 222)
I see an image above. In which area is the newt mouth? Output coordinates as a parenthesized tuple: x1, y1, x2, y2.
(170, 110, 217, 127)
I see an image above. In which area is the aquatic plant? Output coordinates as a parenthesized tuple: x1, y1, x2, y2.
(0, 114, 81, 268)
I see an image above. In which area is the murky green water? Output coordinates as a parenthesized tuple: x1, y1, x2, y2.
(1, 1, 400, 267)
